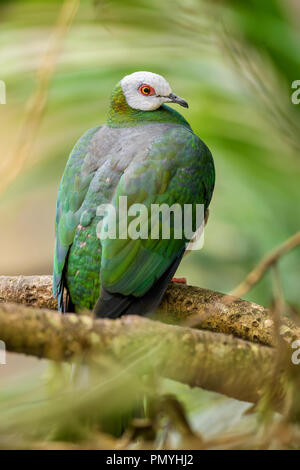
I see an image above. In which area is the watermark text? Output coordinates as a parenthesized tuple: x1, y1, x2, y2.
(96, 197, 205, 250)
(292, 339, 300, 365)
(291, 80, 300, 105)
(0, 80, 6, 104)
(0, 340, 6, 365)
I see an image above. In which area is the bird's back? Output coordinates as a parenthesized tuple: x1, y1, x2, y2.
(55, 119, 204, 312)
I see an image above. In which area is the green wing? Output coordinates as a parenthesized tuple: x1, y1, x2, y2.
(53, 126, 101, 309)
(100, 126, 215, 297)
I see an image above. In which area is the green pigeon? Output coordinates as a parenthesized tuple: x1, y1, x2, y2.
(53, 71, 215, 317)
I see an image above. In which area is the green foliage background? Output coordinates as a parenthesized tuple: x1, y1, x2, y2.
(0, 0, 299, 449)
(1, 0, 299, 306)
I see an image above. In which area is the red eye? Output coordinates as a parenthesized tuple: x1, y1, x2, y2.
(138, 84, 155, 96)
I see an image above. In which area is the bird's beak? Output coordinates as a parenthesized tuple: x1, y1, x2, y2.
(168, 93, 189, 108)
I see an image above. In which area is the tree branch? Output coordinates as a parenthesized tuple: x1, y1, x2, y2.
(230, 231, 300, 298)
(0, 275, 57, 309)
(1, 275, 299, 347)
(0, 302, 286, 408)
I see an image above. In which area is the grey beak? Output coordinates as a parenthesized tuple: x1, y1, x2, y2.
(168, 93, 189, 108)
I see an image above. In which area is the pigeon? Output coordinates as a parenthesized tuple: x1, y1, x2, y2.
(53, 71, 215, 317)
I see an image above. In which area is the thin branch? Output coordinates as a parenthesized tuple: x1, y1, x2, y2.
(229, 231, 300, 298)
(0, 275, 299, 347)
(0, 302, 286, 408)
(0, 0, 79, 194)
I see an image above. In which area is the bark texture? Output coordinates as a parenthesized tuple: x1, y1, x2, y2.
(1, 275, 299, 347)
(0, 275, 57, 309)
(0, 302, 285, 407)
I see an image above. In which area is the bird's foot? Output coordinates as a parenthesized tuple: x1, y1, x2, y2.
(171, 277, 187, 284)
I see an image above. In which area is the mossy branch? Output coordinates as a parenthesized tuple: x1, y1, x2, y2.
(0, 275, 299, 347)
(0, 302, 286, 408)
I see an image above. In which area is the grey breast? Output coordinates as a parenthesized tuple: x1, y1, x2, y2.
(88, 123, 179, 172)
(79, 124, 180, 206)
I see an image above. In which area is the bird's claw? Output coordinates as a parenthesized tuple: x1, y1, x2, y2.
(171, 277, 187, 284)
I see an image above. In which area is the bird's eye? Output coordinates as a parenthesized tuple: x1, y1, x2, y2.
(139, 84, 155, 96)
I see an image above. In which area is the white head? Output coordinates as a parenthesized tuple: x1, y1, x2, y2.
(120, 71, 188, 111)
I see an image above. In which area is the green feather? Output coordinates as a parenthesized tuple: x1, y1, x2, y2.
(53, 81, 215, 312)
(53, 125, 101, 309)
(100, 126, 214, 297)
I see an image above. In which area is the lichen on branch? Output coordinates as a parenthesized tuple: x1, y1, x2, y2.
(0, 302, 285, 408)
(0, 275, 299, 347)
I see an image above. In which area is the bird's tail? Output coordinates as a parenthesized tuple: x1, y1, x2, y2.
(93, 250, 185, 318)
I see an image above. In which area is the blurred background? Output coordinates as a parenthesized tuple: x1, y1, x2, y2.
(0, 0, 299, 448)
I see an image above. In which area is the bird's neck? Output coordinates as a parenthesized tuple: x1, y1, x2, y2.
(106, 83, 191, 129)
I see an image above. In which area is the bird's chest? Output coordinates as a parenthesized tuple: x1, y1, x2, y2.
(85, 124, 173, 174)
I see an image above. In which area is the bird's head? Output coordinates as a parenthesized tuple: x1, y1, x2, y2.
(120, 71, 188, 111)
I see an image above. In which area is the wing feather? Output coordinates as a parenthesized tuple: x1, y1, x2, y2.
(53, 126, 101, 310)
(99, 127, 215, 298)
